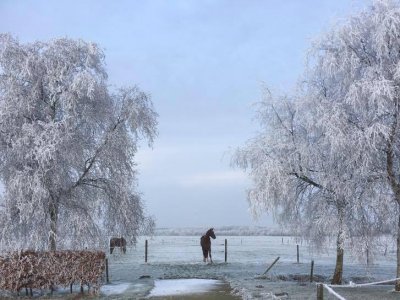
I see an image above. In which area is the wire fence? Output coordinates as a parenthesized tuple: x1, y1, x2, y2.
(107, 236, 306, 265)
(104, 236, 398, 299)
(317, 277, 400, 300)
(105, 235, 397, 268)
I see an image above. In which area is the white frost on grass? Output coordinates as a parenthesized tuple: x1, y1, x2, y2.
(148, 279, 222, 297)
(101, 282, 131, 295)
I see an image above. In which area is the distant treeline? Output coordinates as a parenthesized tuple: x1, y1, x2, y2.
(154, 226, 293, 236)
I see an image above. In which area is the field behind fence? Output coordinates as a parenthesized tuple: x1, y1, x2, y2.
(109, 236, 306, 266)
(0, 236, 395, 299)
(103, 235, 399, 299)
(107, 235, 396, 282)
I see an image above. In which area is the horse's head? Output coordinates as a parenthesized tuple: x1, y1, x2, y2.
(207, 228, 216, 239)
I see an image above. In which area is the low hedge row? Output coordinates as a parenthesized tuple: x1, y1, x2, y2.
(0, 250, 106, 294)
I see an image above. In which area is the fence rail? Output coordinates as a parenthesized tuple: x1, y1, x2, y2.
(105, 236, 397, 299)
(316, 277, 400, 299)
(110, 238, 304, 264)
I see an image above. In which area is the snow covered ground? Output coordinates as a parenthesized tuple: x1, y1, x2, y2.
(148, 279, 224, 297)
(100, 235, 399, 299)
(0, 235, 397, 299)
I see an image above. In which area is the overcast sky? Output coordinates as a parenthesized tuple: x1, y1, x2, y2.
(0, 0, 365, 228)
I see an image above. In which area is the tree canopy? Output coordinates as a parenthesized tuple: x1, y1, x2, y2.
(0, 35, 157, 250)
(235, 0, 399, 286)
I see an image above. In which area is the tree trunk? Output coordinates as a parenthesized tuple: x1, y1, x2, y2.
(386, 123, 400, 291)
(49, 200, 58, 251)
(396, 209, 400, 291)
(331, 231, 344, 284)
(331, 205, 344, 285)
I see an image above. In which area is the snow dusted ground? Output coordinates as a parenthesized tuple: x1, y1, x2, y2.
(0, 235, 397, 299)
(148, 279, 224, 297)
(100, 235, 399, 299)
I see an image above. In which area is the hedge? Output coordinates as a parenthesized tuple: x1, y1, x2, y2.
(0, 250, 106, 294)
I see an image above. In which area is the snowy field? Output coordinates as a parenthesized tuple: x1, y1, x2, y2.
(99, 235, 400, 299)
(0, 235, 398, 299)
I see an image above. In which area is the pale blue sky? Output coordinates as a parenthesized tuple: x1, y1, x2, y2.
(0, 0, 365, 228)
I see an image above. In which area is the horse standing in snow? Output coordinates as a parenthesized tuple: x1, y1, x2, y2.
(200, 228, 216, 263)
(110, 237, 127, 254)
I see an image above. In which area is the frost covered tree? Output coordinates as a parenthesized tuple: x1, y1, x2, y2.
(235, 0, 400, 284)
(0, 35, 157, 251)
(305, 0, 400, 290)
(236, 0, 400, 289)
(233, 90, 389, 284)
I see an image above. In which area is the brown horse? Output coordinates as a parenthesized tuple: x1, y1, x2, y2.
(200, 228, 216, 263)
(110, 237, 127, 254)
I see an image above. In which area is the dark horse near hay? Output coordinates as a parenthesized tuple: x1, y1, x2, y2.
(110, 237, 127, 254)
(200, 228, 216, 263)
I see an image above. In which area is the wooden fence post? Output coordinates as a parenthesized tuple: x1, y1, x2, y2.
(105, 258, 109, 283)
(263, 256, 280, 275)
(224, 239, 227, 262)
(317, 283, 323, 300)
(145, 240, 148, 263)
(310, 260, 314, 282)
(297, 244, 299, 263)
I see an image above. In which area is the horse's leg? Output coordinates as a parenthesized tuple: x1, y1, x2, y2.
(209, 248, 213, 264)
(110, 246, 114, 254)
(202, 248, 207, 262)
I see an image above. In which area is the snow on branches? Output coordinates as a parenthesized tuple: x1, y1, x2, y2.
(0, 35, 157, 251)
(234, 0, 400, 285)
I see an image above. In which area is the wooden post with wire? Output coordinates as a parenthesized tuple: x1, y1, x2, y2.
(310, 260, 314, 282)
(224, 239, 227, 262)
(145, 240, 148, 263)
(263, 256, 280, 275)
(297, 244, 299, 263)
(105, 258, 109, 283)
(317, 283, 323, 300)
